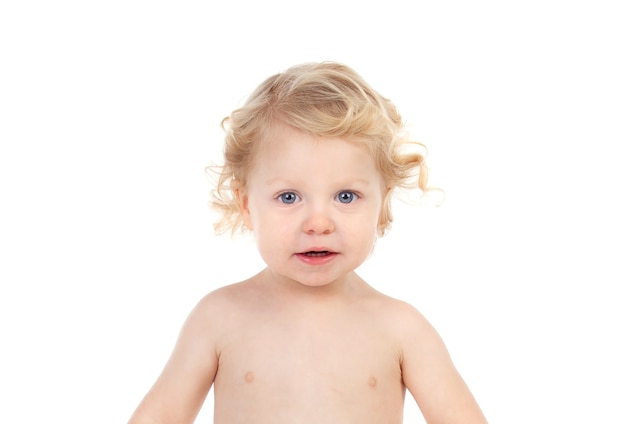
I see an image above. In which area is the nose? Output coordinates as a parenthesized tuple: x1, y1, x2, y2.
(302, 204, 335, 235)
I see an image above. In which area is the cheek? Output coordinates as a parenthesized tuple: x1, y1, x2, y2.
(345, 210, 380, 239)
(248, 207, 290, 241)
(252, 222, 292, 265)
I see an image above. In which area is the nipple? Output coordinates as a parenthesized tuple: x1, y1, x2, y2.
(368, 376, 377, 388)
(245, 371, 255, 383)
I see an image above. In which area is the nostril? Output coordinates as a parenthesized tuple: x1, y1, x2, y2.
(302, 215, 336, 234)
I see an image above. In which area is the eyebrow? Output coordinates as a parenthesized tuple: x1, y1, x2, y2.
(264, 177, 375, 187)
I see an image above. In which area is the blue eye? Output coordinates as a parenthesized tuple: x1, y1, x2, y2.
(336, 191, 357, 204)
(278, 192, 300, 204)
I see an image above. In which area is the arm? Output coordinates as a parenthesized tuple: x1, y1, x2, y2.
(399, 306, 487, 424)
(128, 295, 220, 424)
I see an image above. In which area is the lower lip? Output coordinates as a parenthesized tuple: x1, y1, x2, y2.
(295, 252, 338, 265)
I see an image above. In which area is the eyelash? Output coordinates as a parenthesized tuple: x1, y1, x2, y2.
(275, 191, 360, 205)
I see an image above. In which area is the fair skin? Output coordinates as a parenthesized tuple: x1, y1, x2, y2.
(128, 123, 487, 424)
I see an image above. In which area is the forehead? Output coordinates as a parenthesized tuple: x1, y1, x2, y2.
(249, 124, 380, 182)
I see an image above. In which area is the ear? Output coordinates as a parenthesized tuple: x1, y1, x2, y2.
(377, 186, 393, 236)
(234, 185, 254, 231)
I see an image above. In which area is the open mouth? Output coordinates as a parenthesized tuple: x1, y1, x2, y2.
(303, 250, 332, 257)
(295, 249, 338, 264)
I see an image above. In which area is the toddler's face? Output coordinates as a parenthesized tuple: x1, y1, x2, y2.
(238, 123, 384, 289)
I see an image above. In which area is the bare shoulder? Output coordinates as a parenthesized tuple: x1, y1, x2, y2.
(128, 278, 262, 424)
(373, 295, 450, 373)
(196, 276, 265, 313)
(190, 278, 261, 332)
(194, 279, 252, 312)
(362, 290, 435, 339)
(372, 293, 487, 423)
(129, 276, 270, 424)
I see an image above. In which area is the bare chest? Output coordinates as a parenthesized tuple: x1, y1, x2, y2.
(213, 310, 405, 423)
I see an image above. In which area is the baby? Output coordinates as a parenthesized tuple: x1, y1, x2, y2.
(128, 62, 487, 423)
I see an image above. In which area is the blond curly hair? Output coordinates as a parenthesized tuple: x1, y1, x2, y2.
(210, 62, 432, 236)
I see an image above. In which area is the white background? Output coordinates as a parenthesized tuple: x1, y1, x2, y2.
(1, 1, 625, 422)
